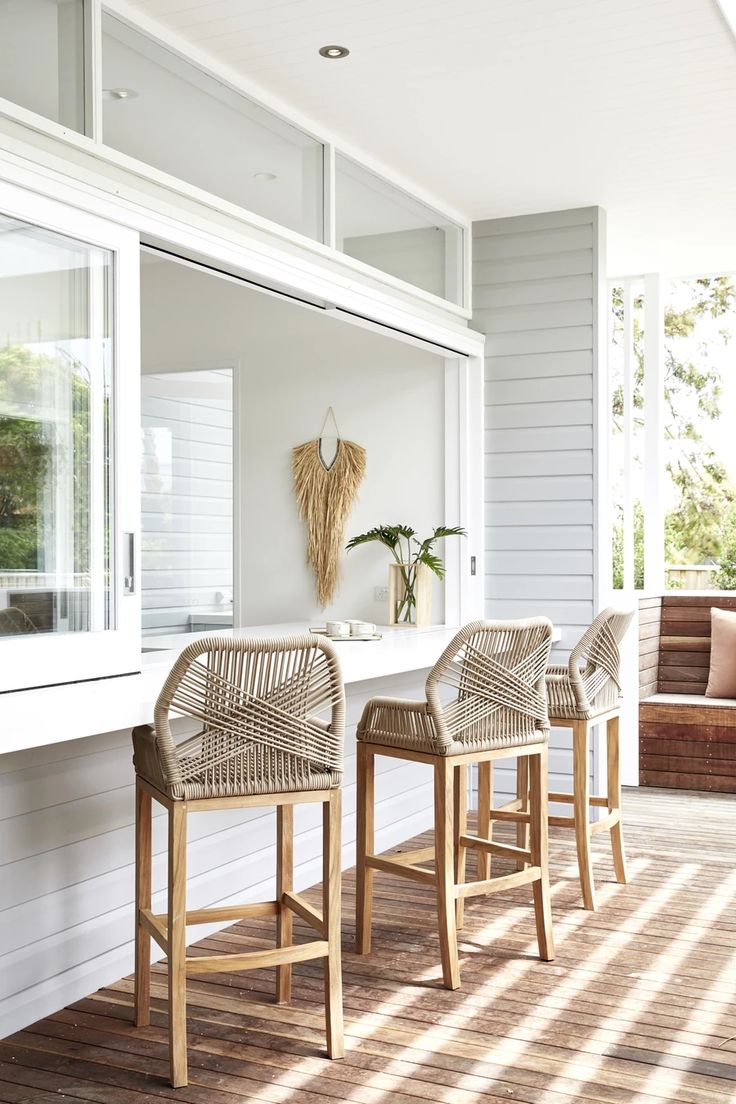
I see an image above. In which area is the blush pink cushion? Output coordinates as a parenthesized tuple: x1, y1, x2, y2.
(705, 608, 736, 698)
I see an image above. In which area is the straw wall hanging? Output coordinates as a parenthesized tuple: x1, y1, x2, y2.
(292, 407, 366, 608)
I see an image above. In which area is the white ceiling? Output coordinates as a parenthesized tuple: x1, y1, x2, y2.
(119, 0, 736, 276)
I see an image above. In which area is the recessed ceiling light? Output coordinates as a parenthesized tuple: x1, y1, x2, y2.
(103, 88, 138, 100)
(319, 45, 350, 59)
(253, 172, 277, 181)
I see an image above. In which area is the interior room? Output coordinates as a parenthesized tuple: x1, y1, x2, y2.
(139, 251, 448, 634)
(1, 2, 735, 1102)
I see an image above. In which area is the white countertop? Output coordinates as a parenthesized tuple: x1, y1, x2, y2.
(1, 622, 462, 756)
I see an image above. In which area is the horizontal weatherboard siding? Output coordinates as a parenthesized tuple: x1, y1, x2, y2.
(475, 206, 602, 800)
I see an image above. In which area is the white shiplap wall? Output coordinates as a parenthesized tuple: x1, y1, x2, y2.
(473, 207, 605, 799)
(0, 671, 434, 1037)
(141, 370, 233, 634)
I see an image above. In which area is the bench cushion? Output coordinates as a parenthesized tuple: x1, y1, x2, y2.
(643, 692, 736, 709)
(705, 608, 736, 698)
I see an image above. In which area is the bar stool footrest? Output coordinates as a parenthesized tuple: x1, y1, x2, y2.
(459, 833, 531, 864)
(549, 791, 608, 808)
(365, 854, 436, 885)
(186, 940, 329, 976)
(455, 866, 541, 900)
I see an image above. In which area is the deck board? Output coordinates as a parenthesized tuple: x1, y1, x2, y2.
(2, 787, 736, 1104)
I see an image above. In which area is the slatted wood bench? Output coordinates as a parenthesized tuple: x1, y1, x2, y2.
(639, 594, 736, 793)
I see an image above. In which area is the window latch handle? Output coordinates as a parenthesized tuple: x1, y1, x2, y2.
(124, 532, 136, 595)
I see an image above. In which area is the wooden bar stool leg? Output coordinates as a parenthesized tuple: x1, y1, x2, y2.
(134, 782, 152, 1027)
(607, 714, 628, 884)
(435, 758, 460, 989)
(355, 743, 375, 954)
(323, 790, 344, 1059)
(168, 801, 188, 1088)
(454, 764, 468, 928)
(572, 720, 596, 911)
(476, 761, 492, 881)
(529, 748, 554, 961)
(276, 804, 294, 1003)
(516, 756, 530, 870)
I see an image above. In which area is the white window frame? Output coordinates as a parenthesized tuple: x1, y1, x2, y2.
(0, 178, 141, 691)
(606, 273, 666, 787)
(0, 0, 472, 315)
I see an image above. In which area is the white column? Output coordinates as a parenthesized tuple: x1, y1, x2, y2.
(643, 273, 665, 593)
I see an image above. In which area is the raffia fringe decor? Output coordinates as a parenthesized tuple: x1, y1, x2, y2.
(292, 438, 366, 608)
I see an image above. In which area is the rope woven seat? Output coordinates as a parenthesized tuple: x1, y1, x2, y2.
(545, 608, 634, 721)
(133, 633, 344, 800)
(358, 619, 552, 757)
(355, 618, 555, 990)
(131, 634, 345, 1087)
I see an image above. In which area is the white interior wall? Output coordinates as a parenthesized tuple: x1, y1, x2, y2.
(140, 257, 447, 627)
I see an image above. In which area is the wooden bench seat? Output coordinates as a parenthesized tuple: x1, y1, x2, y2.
(639, 594, 736, 793)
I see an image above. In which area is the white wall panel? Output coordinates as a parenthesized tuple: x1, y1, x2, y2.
(474, 206, 605, 804)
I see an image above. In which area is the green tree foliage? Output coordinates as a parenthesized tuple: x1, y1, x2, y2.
(611, 277, 736, 587)
(612, 501, 645, 590)
(714, 516, 736, 590)
(0, 344, 93, 573)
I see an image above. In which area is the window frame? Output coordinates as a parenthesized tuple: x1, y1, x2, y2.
(0, 0, 471, 314)
(0, 178, 141, 691)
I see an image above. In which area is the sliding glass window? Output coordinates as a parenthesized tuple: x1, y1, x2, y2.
(0, 0, 86, 132)
(335, 154, 464, 305)
(101, 14, 324, 241)
(0, 214, 112, 638)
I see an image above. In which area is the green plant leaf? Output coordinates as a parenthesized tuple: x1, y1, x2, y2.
(417, 550, 445, 579)
(431, 525, 467, 541)
(346, 522, 464, 578)
(346, 525, 406, 553)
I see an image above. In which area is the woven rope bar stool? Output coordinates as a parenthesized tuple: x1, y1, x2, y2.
(508, 608, 634, 911)
(131, 634, 345, 1088)
(355, 618, 555, 990)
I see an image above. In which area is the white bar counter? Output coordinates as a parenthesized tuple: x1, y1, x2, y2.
(1, 622, 462, 756)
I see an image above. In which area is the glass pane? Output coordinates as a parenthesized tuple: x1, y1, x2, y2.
(662, 275, 736, 591)
(141, 369, 233, 636)
(0, 0, 85, 131)
(335, 154, 463, 304)
(102, 14, 324, 241)
(0, 215, 113, 637)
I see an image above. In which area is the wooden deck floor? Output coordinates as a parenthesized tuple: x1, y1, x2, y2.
(2, 786, 736, 1104)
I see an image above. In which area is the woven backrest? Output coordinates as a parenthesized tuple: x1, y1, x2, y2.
(568, 607, 634, 714)
(152, 635, 345, 799)
(425, 619, 553, 750)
